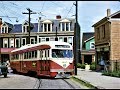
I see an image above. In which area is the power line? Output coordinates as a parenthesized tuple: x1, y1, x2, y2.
(40, 1, 45, 13)
(65, 3, 74, 18)
(0, 1, 13, 23)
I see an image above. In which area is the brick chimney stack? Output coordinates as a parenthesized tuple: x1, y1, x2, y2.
(107, 9, 111, 17)
(0, 18, 2, 26)
(56, 15, 61, 19)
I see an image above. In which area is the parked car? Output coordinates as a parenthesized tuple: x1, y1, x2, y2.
(0, 62, 8, 78)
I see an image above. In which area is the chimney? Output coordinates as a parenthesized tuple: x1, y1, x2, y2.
(56, 15, 61, 19)
(107, 9, 111, 17)
(0, 18, 2, 26)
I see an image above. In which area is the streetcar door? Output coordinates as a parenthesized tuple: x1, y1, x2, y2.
(20, 53, 23, 72)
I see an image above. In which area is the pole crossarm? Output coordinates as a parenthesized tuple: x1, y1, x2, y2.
(22, 8, 36, 44)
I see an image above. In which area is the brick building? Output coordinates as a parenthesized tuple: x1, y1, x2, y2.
(92, 9, 120, 71)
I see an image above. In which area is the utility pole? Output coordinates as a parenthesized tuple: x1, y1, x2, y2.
(74, 1, 80, 75)
(0, 35, 1, 63)
(22, 8, 36, 44)
(55, 27, 58, 41)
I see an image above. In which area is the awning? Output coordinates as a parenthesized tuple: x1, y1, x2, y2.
(0, 48, 16, 54)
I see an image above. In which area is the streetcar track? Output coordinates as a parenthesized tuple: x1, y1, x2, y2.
(62, 79, 76, 89)
(37, 78, 42, 89)
(33, 77, 42, 89)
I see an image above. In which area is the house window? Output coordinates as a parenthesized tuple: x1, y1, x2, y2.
(66, 23, 69, 31)
(64, 37, 67, 42)
(10, 38, 14, 48)
(22, 38, 26, 46)
(50, 37, 55, 41)
(48, 24, 50, 32)
(39, 38, 41, 43)
(3, 39, 8, 48)
(41, 37, 45, 42)
(1, 26, 8, 33)
(97, 28, 100, 40)
(5, 27, 7, 33)
(68, 37, 72, 45)
(61, 23, 65, 31)
(16, 38, 20, 48)
(102, 25, 105, 39)
(30, 38, 35, 44)
(90, 42, 95, 49)
(59, 37, 63, 42)
(22, 25, 28, 33)
(43, 23, 52, 32)
(46, 38, 49, 41)
(44, 23, 47, 32)
(2, 27, 4, 33)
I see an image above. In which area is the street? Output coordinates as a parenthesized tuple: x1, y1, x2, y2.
(0, 72, 81, 89)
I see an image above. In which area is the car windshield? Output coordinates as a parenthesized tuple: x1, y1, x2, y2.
(52, 49, 73, 58)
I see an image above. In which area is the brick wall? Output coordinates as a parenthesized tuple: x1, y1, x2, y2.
(110, 20, 120, 60)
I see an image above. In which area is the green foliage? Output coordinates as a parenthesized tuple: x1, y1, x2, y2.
(90, 62, 96, 70)
(102, 71, 120, 78)
(77, 63, 85, 69)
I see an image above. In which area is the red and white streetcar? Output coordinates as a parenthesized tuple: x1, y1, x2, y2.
(10, 41, 74, 78)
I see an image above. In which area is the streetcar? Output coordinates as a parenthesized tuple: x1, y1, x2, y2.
(10, 41, 74, 78)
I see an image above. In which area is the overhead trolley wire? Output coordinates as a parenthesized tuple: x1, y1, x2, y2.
(65, 3, 74, 18)
(0, 1, 13, 23)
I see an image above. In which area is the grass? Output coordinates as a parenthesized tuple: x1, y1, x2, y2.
(70, 76, 98, 89)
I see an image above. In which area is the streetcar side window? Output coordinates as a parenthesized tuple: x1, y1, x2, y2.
(40, 50, 43, 60)
(46, 49, 49, 59)
(35, 50, 37, 58)
(45, 50, 47, 60)
(29, 52, 32, 59)
(42, 50, 45, 60)
(48, 50, 49, 58)
(32, 51, 35, 58)
(27, 52, 29, 59)
(13, 54, 19, 60)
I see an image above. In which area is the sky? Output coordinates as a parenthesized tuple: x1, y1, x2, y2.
(0, 1, 120, 34)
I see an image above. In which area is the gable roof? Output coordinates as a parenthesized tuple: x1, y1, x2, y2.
(2, 22, 13, 29)
(82, 32, 94, 48)
(84, 36, 95, 43)
(108, 10, 120, 18)
(92, 10, 120, 27)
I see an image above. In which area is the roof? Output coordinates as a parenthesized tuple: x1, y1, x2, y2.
(11, 41, 72, 53)
(92, 10, 120, 27)
(8, 18, 75, 33)
(82, 32, 94, 49)
(10, 24, 22, 33)
(4, 22, 13, 29)
(82, 32, 94, 44)
(84, 36, 95, 43)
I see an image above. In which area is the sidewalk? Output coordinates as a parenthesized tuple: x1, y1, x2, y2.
(73, 68, 120, 89)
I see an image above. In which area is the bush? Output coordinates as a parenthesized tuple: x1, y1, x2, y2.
(102, 71, 120, 78)
(90, 62, 96, 70)
(77, 63, 85, 69)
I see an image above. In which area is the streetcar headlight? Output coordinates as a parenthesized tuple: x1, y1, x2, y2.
(63, 64, 66, 68)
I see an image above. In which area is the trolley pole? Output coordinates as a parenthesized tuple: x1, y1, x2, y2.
(74, 1, 79, 75)
(22, 8, 36, 44)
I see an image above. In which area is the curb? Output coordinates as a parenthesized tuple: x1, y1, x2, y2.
(71, 76, 105, 89)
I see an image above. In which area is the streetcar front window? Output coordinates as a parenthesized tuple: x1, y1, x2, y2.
(52, 49, 73, 58)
